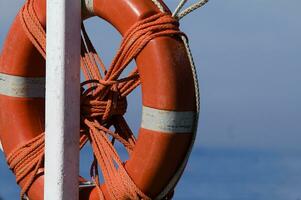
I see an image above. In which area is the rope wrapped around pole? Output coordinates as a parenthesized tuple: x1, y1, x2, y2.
(6, 0, 188, 199)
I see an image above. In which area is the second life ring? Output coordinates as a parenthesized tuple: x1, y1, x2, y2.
(0, 0, 201, 199)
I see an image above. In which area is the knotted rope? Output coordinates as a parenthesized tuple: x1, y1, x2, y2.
(6, 0, 187, 199)
(148, 1, 208, 199)
(80, 11, 185, 199)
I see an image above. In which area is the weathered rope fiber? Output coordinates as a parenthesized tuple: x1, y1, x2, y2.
(6, 0, 186, 199)
(149, 0, 209, 199)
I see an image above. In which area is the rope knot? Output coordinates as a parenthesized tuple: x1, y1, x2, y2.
(81, 80, 127, 122)
(13, 1, 193, 198)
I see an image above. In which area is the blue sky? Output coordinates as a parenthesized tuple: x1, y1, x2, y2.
(1, 0, 301, 199)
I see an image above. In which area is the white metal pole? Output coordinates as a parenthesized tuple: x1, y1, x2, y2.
(45, 0, 81, 199)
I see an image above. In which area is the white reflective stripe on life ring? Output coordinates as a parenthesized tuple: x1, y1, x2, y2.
(0, 73, 45, 98)
(141, 106, 195, 133)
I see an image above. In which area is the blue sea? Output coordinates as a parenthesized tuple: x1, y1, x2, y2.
(1, 146, 301, 199)
(1, 0, 301, 199)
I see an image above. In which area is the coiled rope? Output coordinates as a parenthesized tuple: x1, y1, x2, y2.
(6, 0, 191, 199)
(5, 0, 209, 199)
(150, 1, 209, 199)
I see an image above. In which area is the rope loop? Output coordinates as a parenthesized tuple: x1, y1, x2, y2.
(172, 0, 209, 20)
(80, 80, 127, 121)
(7, 0, 184, 199)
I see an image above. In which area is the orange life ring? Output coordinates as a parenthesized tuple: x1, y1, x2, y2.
(0, 0, 197, 199)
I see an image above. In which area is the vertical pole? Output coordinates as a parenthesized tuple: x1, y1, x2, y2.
(44, 0, 81, 199)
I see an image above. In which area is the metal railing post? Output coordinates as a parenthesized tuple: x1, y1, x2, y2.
(44, 0, 81, 199)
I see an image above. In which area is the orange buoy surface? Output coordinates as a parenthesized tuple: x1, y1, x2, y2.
(0, 0, 197, 199)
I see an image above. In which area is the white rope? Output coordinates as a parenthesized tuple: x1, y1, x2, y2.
(173, 0, 209, 20)
(0, 140, 3, 151)
(82, 0, 94, 19)
(151, 0, 165, 12)
(155, 35, 201, 200)
(149, 0, 206, 199)
(172, 0, 188, 18)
